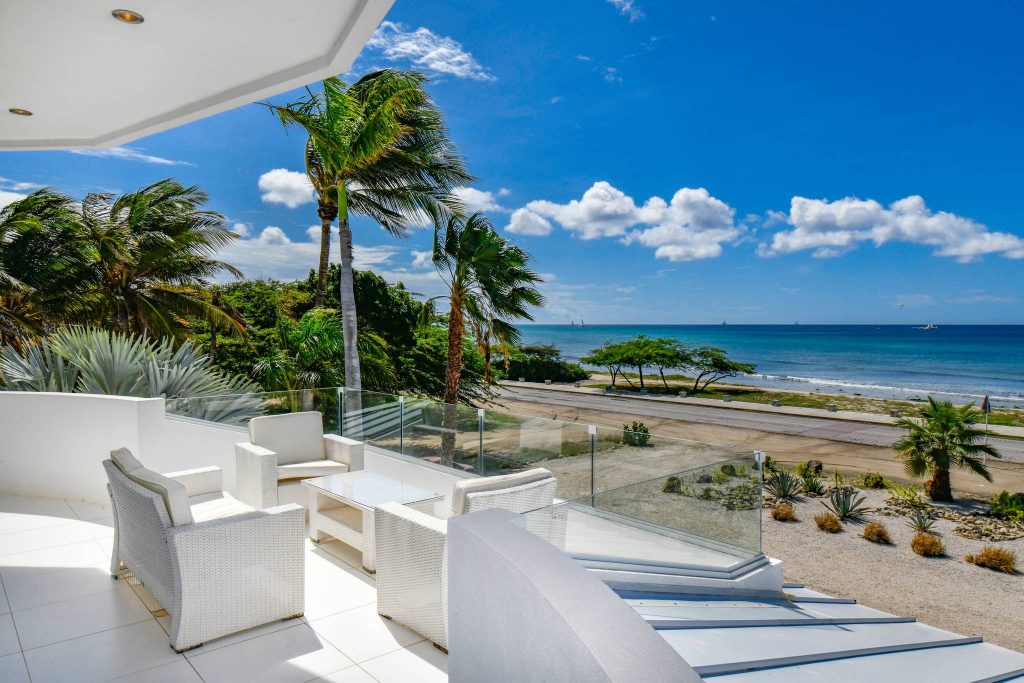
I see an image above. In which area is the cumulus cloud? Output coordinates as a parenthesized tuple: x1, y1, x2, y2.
(511, 182, 739, 261)
(0, 191, 26, 210)
(607, 0, 644, 21)
(258, 169, 314, 209)
(411, 250, 433, 269)
(506, 208, 553, 236)
(603, 67, 623, 84)
(70, 146, 193, 166)
(367, 21, 495, 81)
(760, 195, 1024, 262)
(453, 186, 508, 213)
(0, 177, 42, 192)
(230, 223, 251, 238)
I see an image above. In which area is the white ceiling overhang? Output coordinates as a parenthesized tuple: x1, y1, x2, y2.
(0, 0, 393, 150)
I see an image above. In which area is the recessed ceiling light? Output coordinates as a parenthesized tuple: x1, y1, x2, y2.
(8, 108, 33, 116)
(111, 9, 144, 24)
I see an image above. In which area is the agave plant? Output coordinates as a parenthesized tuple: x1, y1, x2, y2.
(822, 488, 869, 522)
(0, 327, 262, 425)
(802, 476, 826, 496)
(905, 509, 938, 535)
(765, 470, 802, 501)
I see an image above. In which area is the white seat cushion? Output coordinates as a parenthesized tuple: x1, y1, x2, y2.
(189, 491, 255, 522)
(110, 447, 144, 474)
(277, 460, 350, 481)
(126, 466, 194, 527)
(248, 411, 325, 466)
(450, 467, 554, 516)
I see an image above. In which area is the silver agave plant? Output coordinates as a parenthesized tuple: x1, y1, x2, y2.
(0, 327, 263, 425)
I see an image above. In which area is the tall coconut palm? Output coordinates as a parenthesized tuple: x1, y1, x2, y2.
(76, 179, 246, 339)
(265, 71, 471, 397)
(893, 397, 1001, 501)
(426, 212, 543, 462)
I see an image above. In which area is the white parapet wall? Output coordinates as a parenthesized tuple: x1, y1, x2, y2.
(0, 392, 246, 504)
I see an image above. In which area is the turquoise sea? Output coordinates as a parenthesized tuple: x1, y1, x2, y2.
(517, 325, 1024, 407)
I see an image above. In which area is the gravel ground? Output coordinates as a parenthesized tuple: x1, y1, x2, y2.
(763, 488, 1024, 652)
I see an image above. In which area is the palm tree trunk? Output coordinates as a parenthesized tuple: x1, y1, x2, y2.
(483, 335, 492, 386)
(441, 292, 464, 466)
(314, 201, 336, 308)
(925, 467, 953, 501)
(336, 184, 362, 436)
(209, 290, 220, 363)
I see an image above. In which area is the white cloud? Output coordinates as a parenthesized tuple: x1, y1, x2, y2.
(230, 223, 251, 238)
(0, 191, 27, 210)
(575, 55, 592, 62)
(603, 67, 623, 84)
(761, 195, 1024, 262)
(367, 21, 495, 81)
(70, 146, 193, 166)
(411, 250, 433, 269)
(506, 208, 553, 236)
(0, 177, 41, 192)
(549, 96, 564, 105)
(258, 169, 314, 209)
(607, 0, 644, 22)
(513, 182, 739, 261)
(453, 186, 508, 213)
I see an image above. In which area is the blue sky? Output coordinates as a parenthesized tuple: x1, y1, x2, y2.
(2, 0, 1024, 324)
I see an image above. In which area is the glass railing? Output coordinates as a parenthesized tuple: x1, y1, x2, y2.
(521, 454, 762, 564)
(165, 386, 763, 554)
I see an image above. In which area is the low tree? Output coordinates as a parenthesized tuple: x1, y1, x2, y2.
(499, 344, 589, 383)
(689, 346, 755, 392)
(646, 337, 691, 389)
(893, 397, 1000, 501)
(581, 342, 629, 387)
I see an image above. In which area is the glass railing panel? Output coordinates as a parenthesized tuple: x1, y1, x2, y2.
(165, 387, 341, 431)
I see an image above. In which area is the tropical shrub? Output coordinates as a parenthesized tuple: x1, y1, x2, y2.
(499, 345, 589, 383)
(623, 421, 652, 447)
(828, 470, 846, 491)
(860, 472, 889, 489)
(712, 470, 730, 485)
(990, 491, 1024, 523)
(822, 488, 869, 522)
(0, 327, 261, 424)
(662, 475, 682, 494)
(802, 476, 826, 496)
(771, 502, 798, 522)
(720, 463, 738, 477)
(905, 510, 938, 535)
(765, 470, 802, 501)
(887, 483, 926, 508)
(796, 460, 823, 477)
(761, 455, 779, 474)
(965, 546, 1017, 574)
(815, 512, 842, 533)
(862, 522, 891, 544)
(910, 532, 944, 557)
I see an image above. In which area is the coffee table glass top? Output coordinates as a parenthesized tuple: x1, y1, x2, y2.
(302, 470, 441, 510)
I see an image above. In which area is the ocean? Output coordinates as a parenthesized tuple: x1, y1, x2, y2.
(517, 325, 1024, 407)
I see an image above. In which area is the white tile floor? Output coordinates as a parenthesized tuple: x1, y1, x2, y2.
(0, 495, 448, 683)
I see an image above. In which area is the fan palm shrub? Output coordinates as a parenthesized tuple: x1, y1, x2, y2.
(894, 398, 1000, 501)
(425, 212, 543, 462)
(265, 71, 471, 395)
(0, 327, 261, 424)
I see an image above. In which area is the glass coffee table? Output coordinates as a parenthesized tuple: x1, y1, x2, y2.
(303, 471, 441, 573)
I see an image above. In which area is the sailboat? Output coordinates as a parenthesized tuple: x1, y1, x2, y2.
(921, 323, 938, 330)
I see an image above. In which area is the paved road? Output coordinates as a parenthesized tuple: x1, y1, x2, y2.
(496, 386, 1024, 462)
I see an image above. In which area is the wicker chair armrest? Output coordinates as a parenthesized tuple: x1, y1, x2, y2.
(374, 502, 449, 648)
(164, 466, 223, 497)
(323, 434, 364, 471)
(234, 442, 278, 509)
(164, 504, 305, 650)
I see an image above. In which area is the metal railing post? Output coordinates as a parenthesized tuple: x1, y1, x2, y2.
(478, 408, 485, 474)
(338, 387, 344, 436)
(588, 425, 597, 499)
(399, 396, 405, 455)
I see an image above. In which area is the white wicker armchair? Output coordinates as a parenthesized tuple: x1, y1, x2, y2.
(235, 411, 364, 509)
(374, 468, 557, 650)
(104, 448, 304, 652)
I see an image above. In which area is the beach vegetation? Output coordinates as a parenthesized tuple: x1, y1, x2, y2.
(862, 521, 891, 544)
(887, 482, 926, 508)
(893, 397, 1001, 501)
(720, 463, 738, 477)
(965, 546, 1017, 574)
(662, 475, 682, 494)
(906, 510, 938, 535)
(687, 345, 756, 393)
(771, 502, 798, 521)
(497, 344, 588, 384)
(712, 470, 730, 485)
(265, 71, 471, 396)
(911, 532, 945, 557)
(815, 512, 842, 533)
(623, 420, 652, 447)
(990, 491, 1024, 524)
(761, 455, 779, 474)
(765, 470, 802, 501)
(796, 460, 823, 477)
(859, 472, 889, 489)
(822, 488, 869, 522)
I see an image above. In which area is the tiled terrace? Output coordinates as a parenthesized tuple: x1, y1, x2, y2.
(0, 495, 447, 683)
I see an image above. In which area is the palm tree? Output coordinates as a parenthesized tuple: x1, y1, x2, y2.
(427, 212, 543, 462)
(893, 397, 1001, 501)
(265, 71, 471, 397)
(76, 179, 246, 339)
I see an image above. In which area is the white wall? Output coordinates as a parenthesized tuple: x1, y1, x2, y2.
(0, 392, 247, 504)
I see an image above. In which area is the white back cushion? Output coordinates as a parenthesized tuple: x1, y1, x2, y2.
(451, 467, 554, 516)
(109, 450, 193, 527)
(248, 411, 325, 466)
